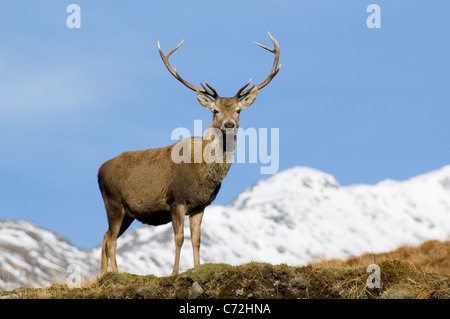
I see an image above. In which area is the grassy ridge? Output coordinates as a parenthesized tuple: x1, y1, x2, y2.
(4, 240, 449, 299)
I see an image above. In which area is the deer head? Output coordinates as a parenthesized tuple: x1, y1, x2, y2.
(158, 32, 280, 135)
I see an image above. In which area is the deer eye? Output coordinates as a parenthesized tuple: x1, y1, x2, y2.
(236, 109, 241, 114)
(213, 109, 219, 115)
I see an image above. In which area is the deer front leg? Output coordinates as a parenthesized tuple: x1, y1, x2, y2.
(189, 211, 204, 268)
(171, 204, 187, 276)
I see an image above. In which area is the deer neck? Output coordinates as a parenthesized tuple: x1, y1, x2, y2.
(198, 125, 236, 186)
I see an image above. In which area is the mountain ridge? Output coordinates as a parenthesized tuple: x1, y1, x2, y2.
(1, 165, 449, 290)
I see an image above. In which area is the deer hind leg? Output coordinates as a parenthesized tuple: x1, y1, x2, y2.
(171, 203, 187, 276)
(101, 200, 134, 274)
(189, 210, 204, 268)
(101, 231, 110, 274)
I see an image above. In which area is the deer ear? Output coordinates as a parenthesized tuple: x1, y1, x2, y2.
(238, 90, 258, 109)
(197, 92, 215, 109)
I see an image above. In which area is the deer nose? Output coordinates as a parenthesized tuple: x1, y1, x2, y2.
(224, 122, 235, 129)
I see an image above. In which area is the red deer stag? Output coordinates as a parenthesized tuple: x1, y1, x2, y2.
(98, 32, 280, 275)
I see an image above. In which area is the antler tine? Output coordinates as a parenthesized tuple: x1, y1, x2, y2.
(158, 40, 217, 98)
(234, 78, 254, 98)
(253, 42, 275, 53)
(204, 82, 219, 99)
(200, 82, 218, 99)
(237, 32, 281, 98)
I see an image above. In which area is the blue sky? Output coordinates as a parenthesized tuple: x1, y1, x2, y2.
(1, 1, 449, 248)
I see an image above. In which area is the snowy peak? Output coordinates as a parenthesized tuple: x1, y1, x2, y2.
(231, 165, 450, 212)
(223, 165, 450, 266)
(230, 166, 340, 211)
(0, 219, 96, 290)
(405, 165, 450, 190)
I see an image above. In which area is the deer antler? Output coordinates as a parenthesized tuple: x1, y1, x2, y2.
(158, 40, 219, 99)
(235, 32, 281, 99)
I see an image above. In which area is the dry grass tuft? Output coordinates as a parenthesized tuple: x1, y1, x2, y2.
(318, 240, 449, 276)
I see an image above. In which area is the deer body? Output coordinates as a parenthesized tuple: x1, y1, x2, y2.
(98, 136, 232, 227)
(99, 33, 280, 275)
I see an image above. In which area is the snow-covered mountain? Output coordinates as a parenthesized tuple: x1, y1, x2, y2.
(0, 219, 96, 291)
(1, 165, 450, 290)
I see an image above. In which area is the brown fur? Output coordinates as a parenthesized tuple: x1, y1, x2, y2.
(98, 140, 228, 227)
(98, 96, 257, 275)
